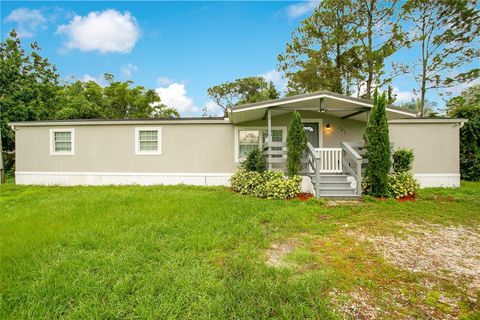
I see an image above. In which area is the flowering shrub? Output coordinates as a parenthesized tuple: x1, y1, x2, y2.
(363, 172, 419, 199)
(386, 172, 419, 199)
(230, 169, 302, 199)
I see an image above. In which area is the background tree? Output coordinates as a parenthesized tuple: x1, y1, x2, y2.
(401, 0, 479, 116)
(446, 84, 480, 181)
(278, 0, 361, 95)
(0, 30, 60, 151)
(399, 98, 439, 117)
(364, 90, 391, 196)
(207, 77, 279, 115)
(286, 111, 308, 176)
(102, 74, 178, 119)
(355, 0, 404, 99)
(278, 0, 404, 98)
(1, 31, 179, 154)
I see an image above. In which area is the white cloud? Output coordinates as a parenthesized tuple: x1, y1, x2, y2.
(79, 74, 106, 86)
(285, 1, 320, 19)
(6, 8, 47, 38)
(81, 74, 98, 82)
(202, 100, 224, 116)
(261, 69, 288, 93)
(57, 9, 140, 53)
(121, 63, 138, 77)
(443, 78, 480, 97)
(392, 87, 418, 104)
(155, 83, 200, 115)
(156, 76, 174, 86)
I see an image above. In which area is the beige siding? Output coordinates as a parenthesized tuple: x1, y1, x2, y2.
(16, 124, 236, 173)
(389, 122, 460, 174)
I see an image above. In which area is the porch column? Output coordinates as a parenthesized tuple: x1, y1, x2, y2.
(267, 108, 272, 169)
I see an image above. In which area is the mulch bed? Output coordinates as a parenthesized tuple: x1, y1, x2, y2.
(397, 194, 416, 202)
(295, 193, 314, 201)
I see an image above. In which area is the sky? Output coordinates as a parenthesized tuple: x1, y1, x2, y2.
(1, 1, 478, 116)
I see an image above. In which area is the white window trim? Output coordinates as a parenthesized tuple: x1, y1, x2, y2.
(135, 127, 162, 155)
(50, 128, 75, 156)
(302, 119, 323, 148)
(234, 126, 287, 163)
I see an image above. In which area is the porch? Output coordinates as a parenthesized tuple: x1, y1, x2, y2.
(263, 140, 365, 198)
(228, 91, 417, 198)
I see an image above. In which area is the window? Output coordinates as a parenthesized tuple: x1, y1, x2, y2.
(135, 127, 162, 155)
(235, 128, 285, 162)
(50, 129, 74, 155)
(238, 130, 260, 160)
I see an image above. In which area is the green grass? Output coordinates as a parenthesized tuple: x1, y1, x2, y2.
(1, 182, 479, 319)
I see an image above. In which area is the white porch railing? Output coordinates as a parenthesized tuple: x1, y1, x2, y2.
(315, 148, 343, 173)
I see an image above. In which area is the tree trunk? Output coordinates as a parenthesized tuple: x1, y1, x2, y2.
(335, 43, 343, 94)
(364, 0, 374, 100)
(419, 8, 427, 117)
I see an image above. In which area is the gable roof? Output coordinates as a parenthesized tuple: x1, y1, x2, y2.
(229, 91, 417, 123)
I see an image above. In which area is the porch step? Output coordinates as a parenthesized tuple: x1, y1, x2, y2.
(317, 194, 360, 199)
(311, 174, 349, 182)
(308, 173, 357, 198)
(318, 181, 353, 188)
(318, 187, 356, 196)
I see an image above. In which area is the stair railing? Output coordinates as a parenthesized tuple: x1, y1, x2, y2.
(306, 142, 321, 196)
(341, 142, 363, 196)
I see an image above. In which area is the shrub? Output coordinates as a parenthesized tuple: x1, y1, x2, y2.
(393, 148, 414, 173)
(265, 173, 302, 200)
(386, 172, 419, 199)
(446, 87, 480, 181)
(242, 149, 266, 172)
(230, 168, 302, 199)
(287, 111, 307, 177)
(2, 151, 15, 175)
(364, 89, 391, 197)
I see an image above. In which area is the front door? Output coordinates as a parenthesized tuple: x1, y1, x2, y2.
(303, 123, 319, 148)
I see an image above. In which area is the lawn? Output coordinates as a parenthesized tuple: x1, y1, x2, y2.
(1, 182, 479, 319)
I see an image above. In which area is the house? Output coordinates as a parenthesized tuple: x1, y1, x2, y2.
(10, 91, 466, 197)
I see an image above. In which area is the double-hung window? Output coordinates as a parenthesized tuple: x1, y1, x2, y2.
(236, 128, 285, 162)
(135, 127, 162, 155)
(238, 130, 260, 160)
(50, 129, 74, 155)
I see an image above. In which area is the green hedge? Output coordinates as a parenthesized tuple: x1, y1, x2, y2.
(242, 149, 266, 172)
(230, 169, 302, 199)
(393, 148, 414, 173)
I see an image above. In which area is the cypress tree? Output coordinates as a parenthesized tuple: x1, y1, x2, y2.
(364, 89, 391, 197)
(287, 111, 308, 176)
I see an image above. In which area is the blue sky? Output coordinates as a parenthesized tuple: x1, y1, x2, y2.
(1, 1, 477, 116)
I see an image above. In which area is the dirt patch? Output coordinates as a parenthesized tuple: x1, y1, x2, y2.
(329, 288, 379, 320)
(266, 239, 298, 268)
(325, 200, 364, 207)
(357, 223, 480, 292)
(317, 214, 331, 221)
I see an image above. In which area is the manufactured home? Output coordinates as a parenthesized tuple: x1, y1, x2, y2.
(10, 92, 466, 197)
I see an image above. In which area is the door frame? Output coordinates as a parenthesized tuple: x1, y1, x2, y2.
(301, 119, 323, 148)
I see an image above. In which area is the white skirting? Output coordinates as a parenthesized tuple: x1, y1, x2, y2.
(15, 171, 233, 187)
(414, 173, 460, 188)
